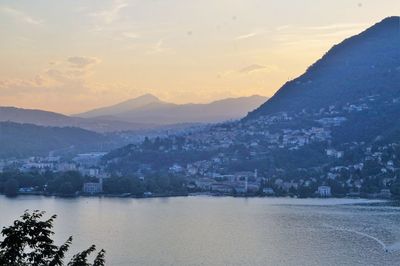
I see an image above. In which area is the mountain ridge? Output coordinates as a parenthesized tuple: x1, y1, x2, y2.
(76, 93, 163, 118)
(0, 106, 157, 133)
(77, 95, 269, 125)
(1, 95, 268, 132)
(248, 16, 400, 118)
(0, 121, 117, 158)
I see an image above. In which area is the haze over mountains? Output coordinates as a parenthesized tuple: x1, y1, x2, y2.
(76, 94, 268, 125)
(0, 95, 267, 157)
(0, 106, 155, 133)
(0, 95, 267, 133)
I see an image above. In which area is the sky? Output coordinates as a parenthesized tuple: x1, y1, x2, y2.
(0, 0, 399, 114)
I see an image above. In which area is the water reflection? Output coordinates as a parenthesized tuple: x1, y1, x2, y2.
(0, 196, 399, 266)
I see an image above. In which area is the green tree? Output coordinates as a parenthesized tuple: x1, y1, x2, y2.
(390, 182, 400, 198)
(59, 182, 75, 195)
(4, 178, 19, 197)
(0, 210, 105, 266)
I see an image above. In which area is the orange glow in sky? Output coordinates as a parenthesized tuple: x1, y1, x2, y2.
(0, 0, 399, 114)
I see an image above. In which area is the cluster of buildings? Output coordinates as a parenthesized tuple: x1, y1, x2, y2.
(0, 152, 108, 195)
(188, 171, 333, 197)
(3, 93, 399, 199)
(134, 94, 398, 198)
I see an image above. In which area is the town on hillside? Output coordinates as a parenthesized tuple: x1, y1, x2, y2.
(1, 94, 399, 199)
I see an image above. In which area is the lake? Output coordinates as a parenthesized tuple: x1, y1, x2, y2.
(0, 196, 399, 266)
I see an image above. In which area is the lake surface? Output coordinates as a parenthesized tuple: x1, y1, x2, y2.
(0, 196, 399, 266)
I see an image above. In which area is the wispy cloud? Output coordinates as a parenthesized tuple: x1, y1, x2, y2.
(239, 64, 278, 74)
(121, 32, 140, 39)
(301, 23, 369, 31)
(239, 64, 267, 74)
(274, 23, 368, 38)
(0, 56, 101, 96)
(235, 29, 269, 40)
(67, 56, 101, 68)
(273, 22, 369, 47)
(235, 32, 258, 40)
(1, 6, 43, 25)
(90, 0, 129, 24)
(147, 39, 171, 54)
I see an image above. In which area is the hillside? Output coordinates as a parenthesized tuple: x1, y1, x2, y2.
(0, 122, 120, 158)
(249, 16, 400, 118)
(1, 95, 268, 132)
(102, 17, 400, 198)
(0, 106, 157, 133)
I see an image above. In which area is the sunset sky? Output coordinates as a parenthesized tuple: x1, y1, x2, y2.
(1, 0, 399, 114)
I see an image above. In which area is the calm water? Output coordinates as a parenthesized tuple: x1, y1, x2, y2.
(0, 196, 399, 266)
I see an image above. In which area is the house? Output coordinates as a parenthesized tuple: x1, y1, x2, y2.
(317, 186, 332, 197)
(263, 187, 275, 196)
(326, 149, 344, 158)
(73, 152, 106, 167)
(186, 164, 198, 175)
(379, 189, 392, 199)
(195, 178, 216, 190)
(233, 183, 247, 194)
(211, 184, 233, 194)
(247, 183, 260, 193)
(169, 164, 184, 173)
(19, 187, 35, 194)
(83, 179, 103, 194)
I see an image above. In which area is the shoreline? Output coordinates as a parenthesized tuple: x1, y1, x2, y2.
(3, 191, 397, 203)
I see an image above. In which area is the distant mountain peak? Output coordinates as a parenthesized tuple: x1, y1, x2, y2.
(133, 93, 160, 101)
(76, 93, 162, 118)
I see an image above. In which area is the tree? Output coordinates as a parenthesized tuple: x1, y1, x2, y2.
(59, 182, 75, 195)
(4, 178, 18, 197)
(390, 182, 400, 198)
(0, 210, 105, 266)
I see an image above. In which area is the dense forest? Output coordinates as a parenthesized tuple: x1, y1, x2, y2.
(0, 122, 120, 158)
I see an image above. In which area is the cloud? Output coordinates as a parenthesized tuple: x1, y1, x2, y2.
(235, 29, 269, 40)
(0, 55, 108, 113)
(239, 64, 278, 74)
(274, 23, 368, 41)
(90, 0, 129, 24)
(67, 56, 101, 68)
(302, 23, 369, 31)
(272, 23, 369, 47)
(0, 56, 101, 98)
(235, 32, 258, 40)
(147, 39, 171, 54)
(275, 23, 368, 33)
(121, 32, 140, 39)
(0, 7, 43, 25)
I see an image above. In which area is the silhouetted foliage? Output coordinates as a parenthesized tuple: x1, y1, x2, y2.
(0, 210, 105, 266)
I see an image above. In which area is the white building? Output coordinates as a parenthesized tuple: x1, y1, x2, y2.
(263, 188, 275, 195)
(83, 178, 103, 194)
(195, 178, 216, 190)
(326, 149, 344, 158)
(169, 164, 184, 173)
(73, 152, 106, 167)
(317, 186, 332, 197)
